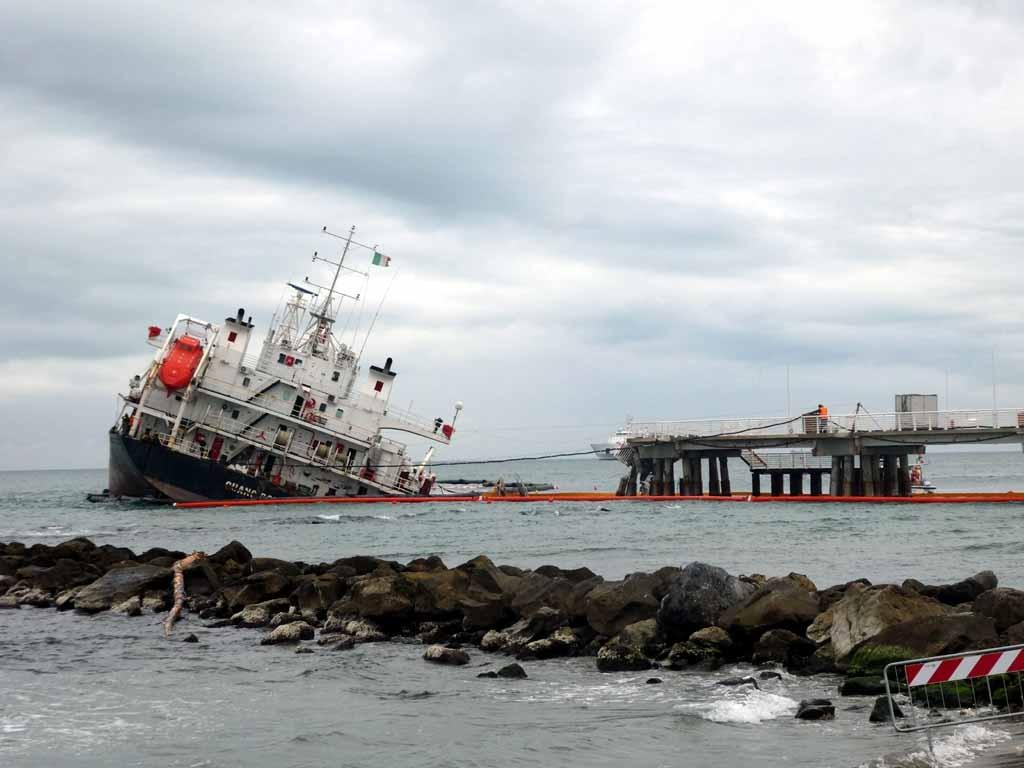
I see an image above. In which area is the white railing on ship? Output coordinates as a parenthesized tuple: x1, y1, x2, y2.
(162, 423, 418, 494)
(197, 374, 378, 444)
(383, 405, 447, 437)
(629, 409, 1024, 439)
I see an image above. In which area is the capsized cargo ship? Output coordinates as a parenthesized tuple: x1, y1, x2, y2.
(109, 227, 461, 502)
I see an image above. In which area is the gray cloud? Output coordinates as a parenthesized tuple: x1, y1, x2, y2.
(3, 1, 1024, 469)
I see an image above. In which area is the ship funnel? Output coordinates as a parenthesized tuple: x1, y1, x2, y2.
(236, 308, 245, 321)
(384, 357, 393, 373)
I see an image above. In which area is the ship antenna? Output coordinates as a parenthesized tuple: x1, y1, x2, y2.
(324, 225, 354, 308)
(303, 225, 364, 356)
(356, 266, 399, 364)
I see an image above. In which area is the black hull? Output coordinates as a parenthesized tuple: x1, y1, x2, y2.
(108, 432, 296, 503)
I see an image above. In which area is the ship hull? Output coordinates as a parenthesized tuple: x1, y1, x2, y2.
(590, 442, 622, 460)
(107, 431, 368, 503)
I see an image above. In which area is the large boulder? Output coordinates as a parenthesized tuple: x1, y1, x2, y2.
(224, 570, 295, 611)
(182, 560, 221, 598)
(73, 564, 172, 613)
(596, 641, 652, 672)
(330, 572, 423, 622)
(452, 555, 523, 628)
(423, 645, 470, 665)
(809, 584, 948, 661)
(510, 572, 573, 618)
(209, 540, 252, 565)
(320, 617, 387, 643)
(248, 558, 302, 579)
(86, 545, 137, 569)
(516, 626, 587, 660)
(50, 537, 98, 562)
(232, 598, 292, 627)
(846, 613, 998, 676)
(752, 628, 816, 668)
(15, 559, 100, 592)
(657, 562, 755, 639)
(719, 576, 820, 640)
(585, 572, 670, 637)
(457, 555, 522, 599)
(795, 699, 834, 721)
(403, 567, 471, 616)
(564, 576, 604, 621)
(973, 588, 1024, 633)
(260, 621, 315, 645)
(534, 565, 597, 583)
(816, 579, 871, 613)
(903, 571, 998, 607)
(292, 575, 343, 619)
(504, 607, 567, 650)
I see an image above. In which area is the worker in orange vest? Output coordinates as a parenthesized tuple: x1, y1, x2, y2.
(817, 404, 829, 433)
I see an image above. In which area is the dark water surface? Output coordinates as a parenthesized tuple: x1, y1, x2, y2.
(2, 452, 1023, 766)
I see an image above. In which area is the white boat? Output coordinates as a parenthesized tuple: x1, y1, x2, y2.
(591, 425, 631, 460)
(108, 226, 461, 502)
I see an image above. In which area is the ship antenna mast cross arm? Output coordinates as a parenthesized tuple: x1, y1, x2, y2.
(301, 225, 372, 356)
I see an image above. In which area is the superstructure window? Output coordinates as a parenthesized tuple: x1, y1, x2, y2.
(242, 376, 251, 387)
(231, 409, 240, 420)
(277, 353, 286, 364)
(335, 408, 344, 419)
(331, 371, 340, 382)
(318, 403, 326, 413)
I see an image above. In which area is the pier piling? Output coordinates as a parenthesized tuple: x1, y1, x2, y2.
(789, 471, 803, 496)
(719, 457, 731, 496)
(708, 456, 721, 496)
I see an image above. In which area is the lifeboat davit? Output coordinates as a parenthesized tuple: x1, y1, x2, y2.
(158, 335, 203, 391)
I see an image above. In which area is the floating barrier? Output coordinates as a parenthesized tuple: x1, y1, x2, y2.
(173, 491, 1024, 509)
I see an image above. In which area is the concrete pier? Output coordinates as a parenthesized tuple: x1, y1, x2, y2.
(620, 406, 1024, 498)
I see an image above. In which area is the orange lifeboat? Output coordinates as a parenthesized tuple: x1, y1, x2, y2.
(158, 335, 203, 391)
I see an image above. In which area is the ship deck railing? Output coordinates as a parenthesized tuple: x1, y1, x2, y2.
(198, 372, 449, 446)
(196, 374, 381, 446)
(158, 425, 421, 497)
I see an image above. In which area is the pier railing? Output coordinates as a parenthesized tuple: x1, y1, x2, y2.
(629, 408, 1024, 440)
(741, 450, 832, 470)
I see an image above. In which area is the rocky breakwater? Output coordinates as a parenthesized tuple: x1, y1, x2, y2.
(2, 538, 1022, 723)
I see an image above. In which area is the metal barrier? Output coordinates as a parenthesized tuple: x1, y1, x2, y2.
(883, 643, 1024, 733)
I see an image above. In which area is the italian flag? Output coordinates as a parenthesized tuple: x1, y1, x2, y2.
(372, 251, 391, 267)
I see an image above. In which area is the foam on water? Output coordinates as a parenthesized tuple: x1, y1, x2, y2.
(918, 724, 1011, 767)
(680, 689, 799, 724)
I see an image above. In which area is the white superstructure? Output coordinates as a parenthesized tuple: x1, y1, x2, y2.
(110, 227, 460, 501)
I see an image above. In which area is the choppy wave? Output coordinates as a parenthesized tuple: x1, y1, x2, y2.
(915, 724, 1010, 767)
(679, 689, 798, 724)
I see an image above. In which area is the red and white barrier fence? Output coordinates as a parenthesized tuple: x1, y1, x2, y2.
(905, 648, 1024, 688)
(884, 643, 1024, 733)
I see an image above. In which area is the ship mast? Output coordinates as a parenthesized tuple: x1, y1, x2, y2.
(299, 225, 363, 359)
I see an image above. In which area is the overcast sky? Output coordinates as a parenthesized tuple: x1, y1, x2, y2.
(2, 1, 1024, 470)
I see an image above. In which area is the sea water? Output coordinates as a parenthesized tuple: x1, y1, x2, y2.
(1, 450, 1022, 767)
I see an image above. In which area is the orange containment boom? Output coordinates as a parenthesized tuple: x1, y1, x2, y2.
(173, 491, 1024, 510)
